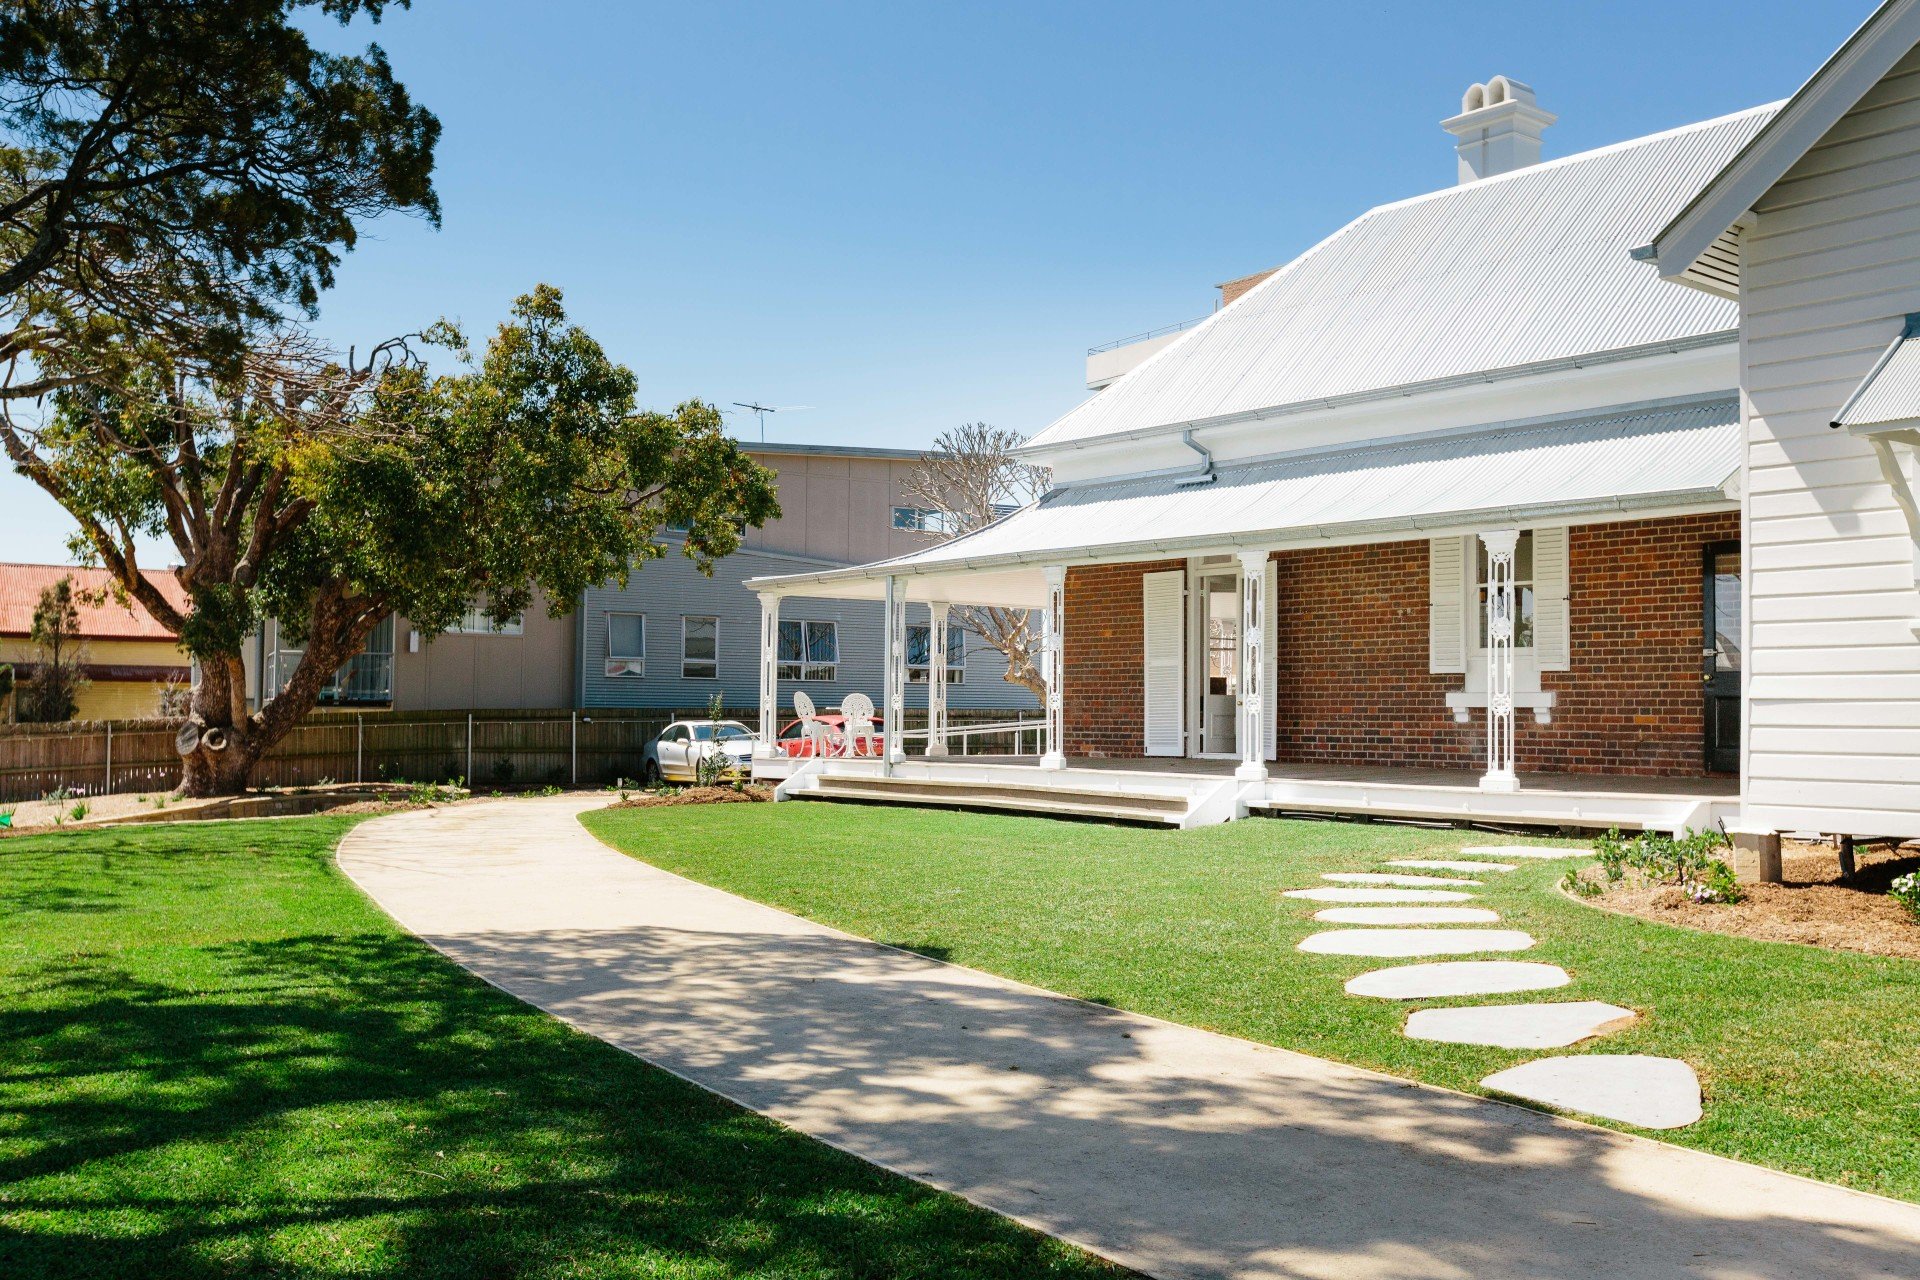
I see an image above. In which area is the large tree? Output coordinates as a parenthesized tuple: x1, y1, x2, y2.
(1, 0, 439, 399)
(12, 286, 777, 793)
(901, 422, 1050, 700)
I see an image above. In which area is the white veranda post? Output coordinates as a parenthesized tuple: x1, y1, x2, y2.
(883, 575, 908, 770)
(1479, 529, 1520, 793)
(1235, 550, 1269, 782)
(1040, 565, 1066, 770)
(755, 593, 780, 758)
(927, 601, 950, 757)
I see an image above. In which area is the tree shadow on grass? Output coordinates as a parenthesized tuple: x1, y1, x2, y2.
(0, 930, 1129, 1280)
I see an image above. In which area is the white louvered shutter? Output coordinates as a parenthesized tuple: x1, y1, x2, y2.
(1428, 537, 1467, 674)
(1263, 557, 1279, 761)
(1534, 526, 1570, 671)
(1142, 570, 1185, 756)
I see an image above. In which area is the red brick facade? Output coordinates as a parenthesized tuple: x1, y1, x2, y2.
(1062, 512, 1740, 777)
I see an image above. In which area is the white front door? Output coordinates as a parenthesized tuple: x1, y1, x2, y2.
(1192, 567, 1240, 757)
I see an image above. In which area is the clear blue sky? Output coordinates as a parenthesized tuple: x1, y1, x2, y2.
(1, 0, 1865, 562)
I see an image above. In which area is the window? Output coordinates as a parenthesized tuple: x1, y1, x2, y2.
(1475, 531, 1535, 649)
(691, 722, 752, 741)
(682, 615, 718, 679)
(777, 619, 838, 681)
(451, 606, 524, 635)
(606, 612, 645, 677)
(891, 506, 953, 534)
(906, 622, 966, 684)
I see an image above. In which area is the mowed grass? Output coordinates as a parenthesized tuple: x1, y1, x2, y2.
(0, 816, 1128, 1279)
(584, 802, 1920, 1202)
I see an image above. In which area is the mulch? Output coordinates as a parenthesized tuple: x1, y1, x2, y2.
(609, 785, 773, 809)
(1580, 839, 1920, 960)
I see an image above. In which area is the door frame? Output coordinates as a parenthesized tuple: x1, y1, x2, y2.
(1186, 560, 1242, 759)
(1701, 539, 1741, 774)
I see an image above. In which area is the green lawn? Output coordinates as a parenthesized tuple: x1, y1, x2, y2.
(584, 803, 1920, 1202)
(0, 817, 1126, 1279)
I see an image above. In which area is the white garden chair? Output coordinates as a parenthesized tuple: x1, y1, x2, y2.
(792, 690, 841, 757)
(839, 691, 879, 758)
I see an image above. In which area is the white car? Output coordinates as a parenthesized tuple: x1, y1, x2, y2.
(640, 719, 757, 785)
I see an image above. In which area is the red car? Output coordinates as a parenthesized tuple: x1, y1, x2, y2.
(777, 712, 886, 758)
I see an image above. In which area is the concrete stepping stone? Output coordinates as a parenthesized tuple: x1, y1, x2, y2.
(1314, 906, 1500, 925)
(1347, 961, 1571, 999)
(1298, 928, 1534, 957)
(1480, 1055, 1702, 1130)
(1388, 859, 1516, 873)
(1323, 872, 1477, 887)
(1405, 1001, 1637, 1049)
(1284, 887, 1476, 903)
(1458, 845, 1590, 861)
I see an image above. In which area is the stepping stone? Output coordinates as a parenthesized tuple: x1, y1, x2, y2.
(1285, 887, 1476, 903)
(1388, 859, 1516, 873)
(1347, 961, 1572, 999)
(1480, 1055, 1702, 1130)
(1298, 928, 1534, 957)
(1405, 1001, 1637, 1049)
(1314, 906, 1500, 925)
(1459, 845, 1590, 861)
(1323, 872, 1477, 887)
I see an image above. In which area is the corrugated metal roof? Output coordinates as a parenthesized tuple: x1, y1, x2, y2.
(1026, 106, 1777, 453)
(0, 564, 185, 640)
(1833, 314, 1920, 431)
(752, 398, 1741, 597)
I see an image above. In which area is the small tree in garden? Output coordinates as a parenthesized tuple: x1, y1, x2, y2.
(901, 422, 1051, 700)
(16, 576, 86, 723)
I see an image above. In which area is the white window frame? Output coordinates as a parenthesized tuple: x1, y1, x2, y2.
(1439, 531, 1561, 724)
(451, 606, 524, 635)
(605, 611, 646, 677)
(906, 621, 966, 684)
(681, 614, 719, 680)
(777, 619, 839, 682)
(891, 505, 953, 534)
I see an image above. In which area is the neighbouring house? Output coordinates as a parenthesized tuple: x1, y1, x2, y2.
(743, 66, 1779, 831)
(245, 441, 1039, 720)
(0, 563, 190, 721)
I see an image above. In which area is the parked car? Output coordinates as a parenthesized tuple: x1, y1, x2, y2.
(640, 719, 757, 784)
(777, 712, 886, 758)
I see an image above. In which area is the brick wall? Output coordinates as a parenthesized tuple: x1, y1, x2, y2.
(1061, 511, 1740, 776)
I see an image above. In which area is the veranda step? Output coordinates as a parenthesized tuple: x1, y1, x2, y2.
(1244, 795, 1691, 833)
(818, 773, 1191, 814)
(796, 780, 1186, 825)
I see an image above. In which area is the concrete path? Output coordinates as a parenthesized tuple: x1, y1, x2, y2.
(337, 797, 1920, 1280)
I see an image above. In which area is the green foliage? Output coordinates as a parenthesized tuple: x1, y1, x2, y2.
(14, 577, 85, 723)
(68, 800, 89, 823)
(1593, 827, 1742, 903)
(1892, 872, 1920, 923)
(1559, 866, 1602, 898)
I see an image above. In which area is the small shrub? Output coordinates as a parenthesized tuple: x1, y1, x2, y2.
(1588, 828, 1742, 904)
(68, 801, 89, 823)
(693, 746, 730, 788)
(1892, 872, 1920, 923)
(491, 756, 517, 785)
(41, 785, 72, 806)
(1560, 867, 1601, 898)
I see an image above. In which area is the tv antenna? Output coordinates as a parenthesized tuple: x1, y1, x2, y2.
(733, 401, 777, 442)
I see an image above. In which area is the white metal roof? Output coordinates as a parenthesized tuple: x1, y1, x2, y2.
(1834, 314, 1920, 432)
(1024, 106, 1777, 454)
(751, 397, 1741, 605)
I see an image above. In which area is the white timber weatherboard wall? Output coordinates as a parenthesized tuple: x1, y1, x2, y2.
(1741, 42, 1920, 837)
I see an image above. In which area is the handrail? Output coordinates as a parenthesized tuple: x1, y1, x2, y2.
(1087, 314, 1207, 357)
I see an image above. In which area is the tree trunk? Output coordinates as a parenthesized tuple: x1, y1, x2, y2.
(177, 656, 261, 797)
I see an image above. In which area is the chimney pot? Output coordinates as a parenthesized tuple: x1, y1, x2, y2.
(1441, 76, 1556, 183)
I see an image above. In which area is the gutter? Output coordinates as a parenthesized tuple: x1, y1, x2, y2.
(1015, 331, 1738, 458)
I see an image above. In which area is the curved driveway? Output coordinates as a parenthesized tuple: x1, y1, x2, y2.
(338, 795, 1920, 1280)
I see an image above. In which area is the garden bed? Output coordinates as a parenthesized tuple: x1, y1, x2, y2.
(610, 783, 772, 808)
(1569, 838, 1920, 960)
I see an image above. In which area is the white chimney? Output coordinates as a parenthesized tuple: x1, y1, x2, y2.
(1440, 76, 1556, 183)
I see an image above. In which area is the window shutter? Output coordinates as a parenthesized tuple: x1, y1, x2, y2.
(1535, 526, 1571, 671)
(1142, 570, 1185, 756)
(1428, 537, 1467, 674)
(1263, 557, 1279, 761)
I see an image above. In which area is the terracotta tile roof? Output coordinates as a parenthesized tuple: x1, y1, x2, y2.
(0, 563, 187, 641)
